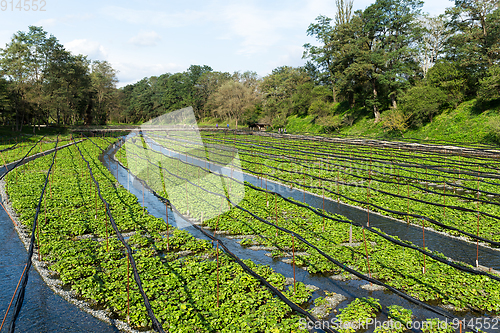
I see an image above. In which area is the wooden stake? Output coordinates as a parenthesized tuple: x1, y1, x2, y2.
(127, 253, 130, 325)
(337, 168, 340, 209)
(397, 167, 400, 195)
(302, 167, 306, 203)
(166, 203, 170, 251)
(185, 181, 189, 216)
(292, 234, 296, 294)
(406, 182, 410, 224)
(477, 165, 480, 267)
(275, 193, 278, 237)
(105, 208, 109, 252)
(266, 179, 268, 207)
(443, 182, 447, 219)
(362, 227, 372, 284)
(422, 218, 426, 274)
(216, 241, 220, 307)
(95, 185, 98, 218)
(322, 180, 325, 232)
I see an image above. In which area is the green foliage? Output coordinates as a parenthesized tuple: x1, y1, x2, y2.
(7, 137, 311, 331)
(381, 108, 411, 134)
(374, 305, 412, 333)
(426, 61, 466, 108)
(478, 64, 500, 104)
(445, 1, 500, 97)
(337, 297, 381, 333)
(400, 84, 447, 127)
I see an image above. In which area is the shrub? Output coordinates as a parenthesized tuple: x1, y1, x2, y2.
(478, 64, 500, 104)
(316, 114, 342, 133)
(400, 84, 447, 127)
(381, 108, 411, 134)
(426, 60, 466, 108)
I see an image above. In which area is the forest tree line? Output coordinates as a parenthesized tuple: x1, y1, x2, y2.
(0, 26, 118, 131)
(1, 0, 499, 132)
(117, 0, 500, 131)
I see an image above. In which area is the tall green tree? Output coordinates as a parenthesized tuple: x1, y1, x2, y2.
(303, 15, 339, 102)
(362, 0, 423, 111)
(445, 0, 500, 95)
(0, 26, 64, 130)
(186, 64, 212, 115)
(90, 60, 118, 124)
(195, 71, 232, 119)
(160, 72, 194, 113)
(303, 0, 355, 103)
(44, 51, 92, 125)
(260, 66, 310, 121)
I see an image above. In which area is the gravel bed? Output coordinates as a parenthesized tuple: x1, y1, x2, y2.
(284, 277, 319, 292)
(360, 283, 386, 291)
(248, 245, 278, 251)
(311, 292, 347, 319)
(225, 234, 255, 239)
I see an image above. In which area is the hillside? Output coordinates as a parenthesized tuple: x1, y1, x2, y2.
(278, 100, 500, 145)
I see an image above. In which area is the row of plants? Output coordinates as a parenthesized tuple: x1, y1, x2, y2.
(0, 135, 75, 165)
(6, 136, 313, 332)
(327, 297, 458, 333)
(150, 132, 500, 244)
(197, 133, 500, 198)
(116, 135, 500, 316)
(198, 133, 500, 177)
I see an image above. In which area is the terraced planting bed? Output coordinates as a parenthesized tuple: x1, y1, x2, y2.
(4, 130, 500, 333)
(113, 130, 500, 331)
(4, 136, 314, 332)
(152, 131, 500, 247)
(0, 134, 74, 166)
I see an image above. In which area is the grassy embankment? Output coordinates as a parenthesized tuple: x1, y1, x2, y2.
(287, 99, 500, 144)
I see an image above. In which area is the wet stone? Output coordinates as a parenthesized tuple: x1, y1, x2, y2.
(360, 283, 386, 291)
(311, 293, 348, 319)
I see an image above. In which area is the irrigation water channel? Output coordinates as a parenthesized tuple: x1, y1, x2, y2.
(0, 137, 497, 333)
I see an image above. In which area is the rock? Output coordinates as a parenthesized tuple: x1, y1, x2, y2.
(311, 293, 347, 319)
(360, 283, 386, 291)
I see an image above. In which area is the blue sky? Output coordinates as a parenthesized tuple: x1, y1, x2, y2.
(0, 0, 454, 87)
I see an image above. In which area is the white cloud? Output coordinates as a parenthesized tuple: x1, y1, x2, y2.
(128, 31, 162, 47)
(113, 62, 185, 88)
(65, 39, 108, 60)
(35, 18, 57, 28)
(219, 4, 280, 55)
(217, 1, 337, 56)
(35, 14, 94, 28)
(101, 6, 207, 28)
